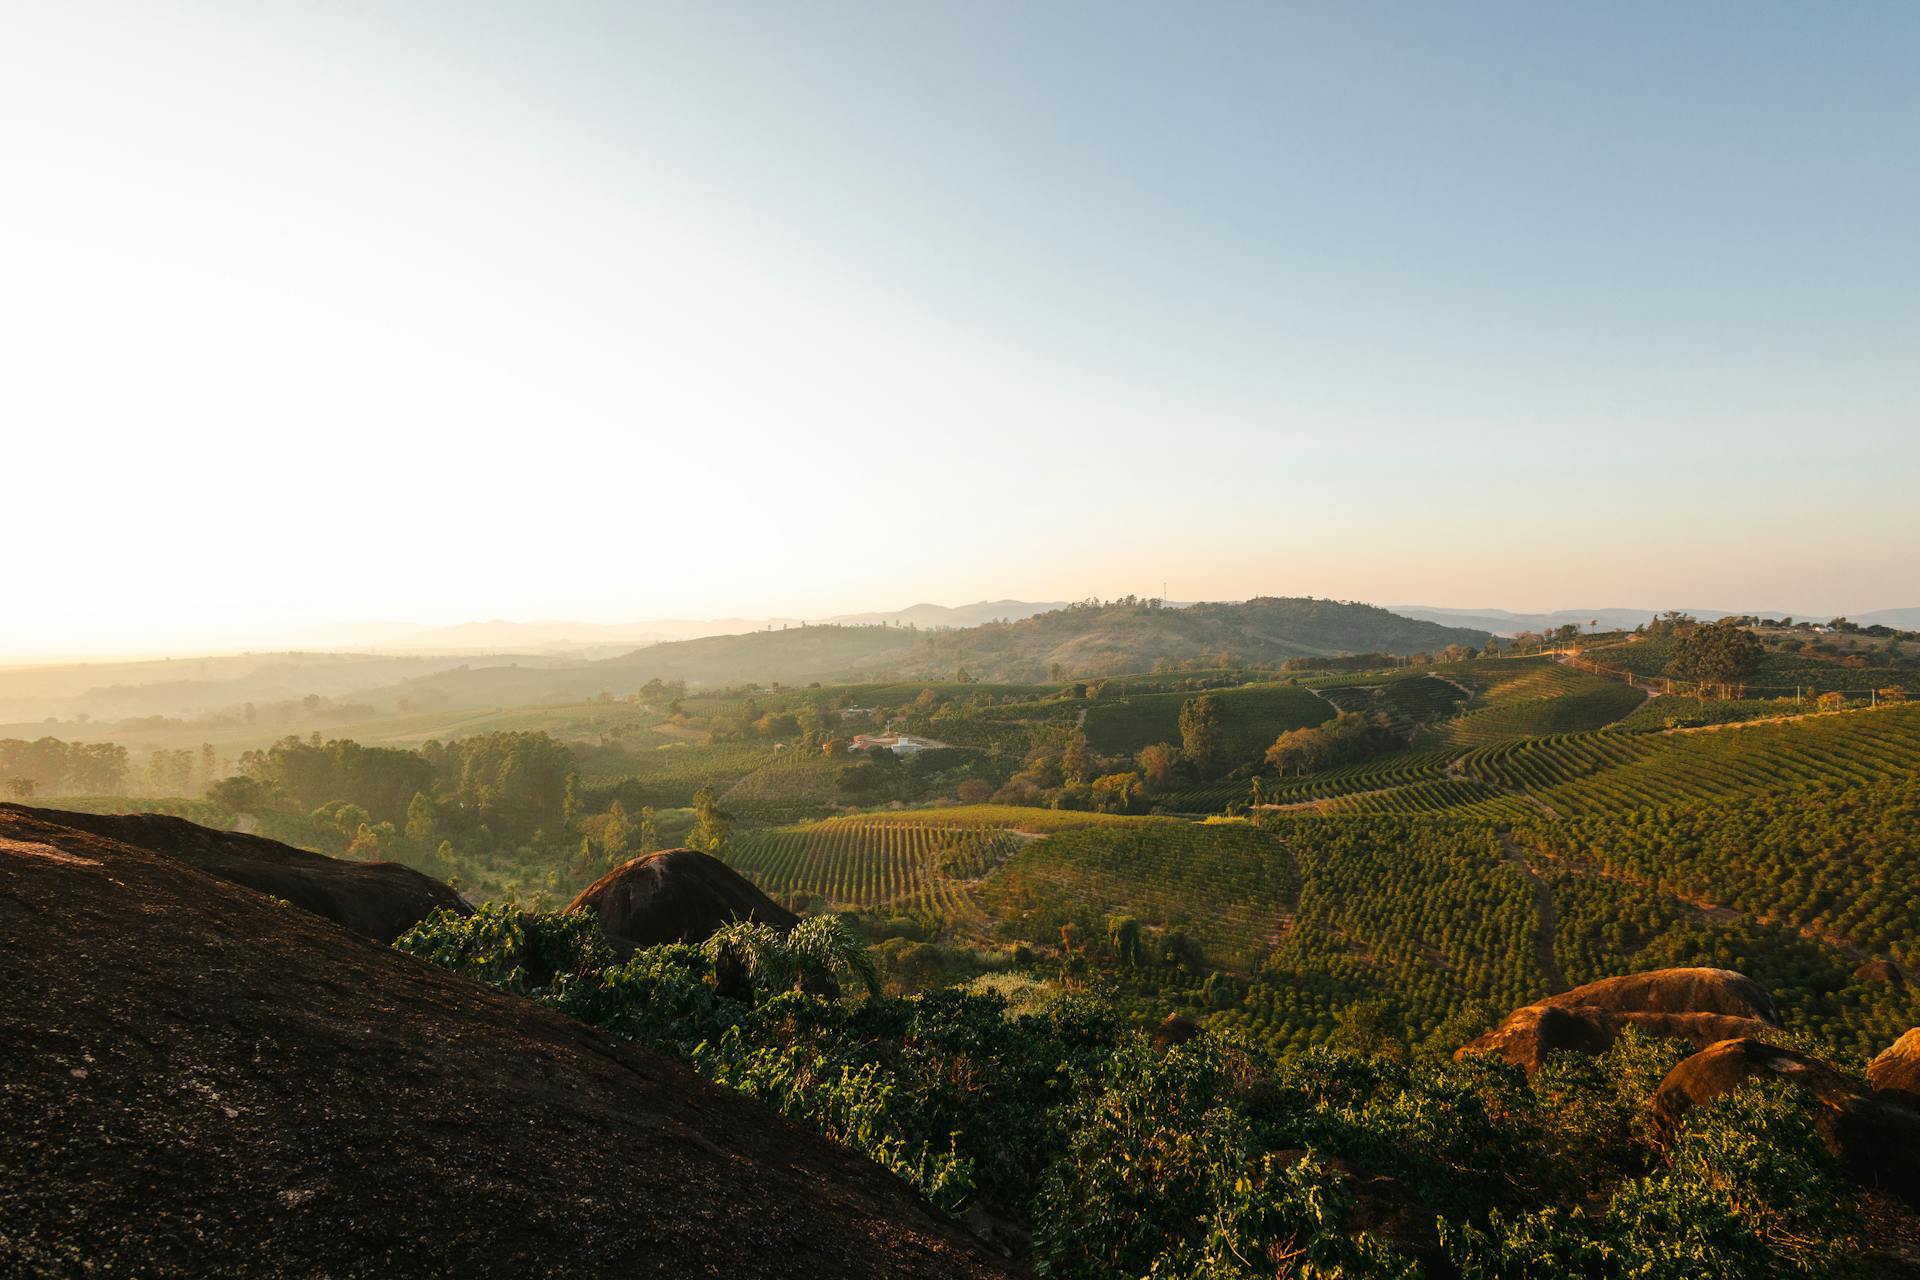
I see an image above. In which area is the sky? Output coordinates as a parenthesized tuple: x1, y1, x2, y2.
(3, 2, 1916, 657)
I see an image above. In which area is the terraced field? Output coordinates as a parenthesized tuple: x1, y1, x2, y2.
(721, 804, 1145, 923)
(1459, 703, 1920, 815)
(841, 803, 1144, 832)
(1429, 660, 1645, 745)
(1163, 749, 1459, 813)
(724, 817, 1030, 922)
(1312, 778, 1536, 820)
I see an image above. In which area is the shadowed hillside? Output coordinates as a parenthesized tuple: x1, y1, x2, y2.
(0, 808, 1014, 1280)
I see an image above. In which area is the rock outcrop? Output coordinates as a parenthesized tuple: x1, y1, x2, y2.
(0, 803, 467, 943)
(566, 847, 797, 949)
(1869, 1028, 1920, 1102)
(0, 816, 1012, 1278)
(1150, 1013, 1202, 1051)
(1854, 958, 1906, 986)
(1459, 967, 1780, 1074)
(1654, 1036, 1920, 1209)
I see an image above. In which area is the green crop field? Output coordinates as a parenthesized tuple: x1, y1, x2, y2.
(724, 817, 1029, 922)
(1081, 681, 1332, 760)
(980, 820, 1295, 969)
(1578, 636, 1908, 696)
(1428, 660, 1645, 745)
(1163, 748, 1460, 813)
(1519, 775, 1920, 972)
(1312, 673, 1469, 734)
(842, 803, 1146, 832)
(1312, 777, 1536, 820)
(598, 740, 783, 806)
(1608, 694, 1802, 732)
(1469, 703, 1920, 816)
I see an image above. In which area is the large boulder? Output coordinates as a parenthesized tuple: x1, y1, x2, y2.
(1150, 1013, 1202, 1052)
(567, 848, 797, 949)
(0, 810, 1010, 1277)
(1459, 967, 1779, 1074)
(1539, 967, 1779, 1021)
(1854, 958, 1906, 987)
(1869, 1029, 1920, 1102)
(0, 804, 467, 944)
(1654, 1037, 1920, 1208)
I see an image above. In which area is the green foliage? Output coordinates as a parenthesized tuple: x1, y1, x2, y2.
(983, 821, 1295, 970)
(239, 734, 436, 823)
(396, 906, 1873, 1278)
(725, 817, 1025, 921)
(1034, 1040, 1419, 1279)
(0, 736, 131, 795)
(1264, 710, 1402, 776)
(392, 902, 612, 996)
(1431, 658, 1646, 746)
(1665, 620, 1767, 688)
(1078, 682, 1332, 765)
(705, 914, 880, 997)
(689, 781, 733, 854)
(1178, 694, 1224, 776)
(1608, 1081, 1859, 1278)
(1458, 703, 1920, 815)
(1450, 1080, 1865, 1279)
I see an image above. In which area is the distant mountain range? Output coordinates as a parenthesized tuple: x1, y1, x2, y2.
(303, 600, 1920, 655)
(1391, 605, 1920, 636)
(368, 597, 1494, 705)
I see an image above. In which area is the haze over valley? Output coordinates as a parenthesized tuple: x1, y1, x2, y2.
(5, 4, 1918, 1277)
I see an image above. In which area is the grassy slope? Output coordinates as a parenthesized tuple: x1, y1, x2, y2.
(1081, 682, 1334, 758)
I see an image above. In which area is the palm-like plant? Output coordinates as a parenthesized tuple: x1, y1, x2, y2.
(704, 915, 878, 1000)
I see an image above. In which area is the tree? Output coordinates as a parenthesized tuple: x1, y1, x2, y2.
(5, 776, 34, 800)
(955, 777, 994, 804)
(1137, 742, 1178, 790)
(146, 748, 195, 795)
(1665, 620, 1764, 690)
(405, 791, 437, 840)
(333, 803, 371, 837)
(690, 783, 732, 855)
(1178, 695, 1223, 776)
(1090, 772, 1140, 814)
(1061, 729, 1093, 785)
(1106, 915, 1143, 965)
(1265, 711, 1398, 776)
(601, 798, 632, 861)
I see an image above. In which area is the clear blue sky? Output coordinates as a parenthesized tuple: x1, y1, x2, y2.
(3, 2, 1915, 653)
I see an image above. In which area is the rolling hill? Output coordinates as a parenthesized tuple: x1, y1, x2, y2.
(581, 597, 1490, 690)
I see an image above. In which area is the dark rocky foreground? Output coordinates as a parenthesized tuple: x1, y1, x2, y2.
(0, 809, 1016, 1279)
(2, 802, 468, 943)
